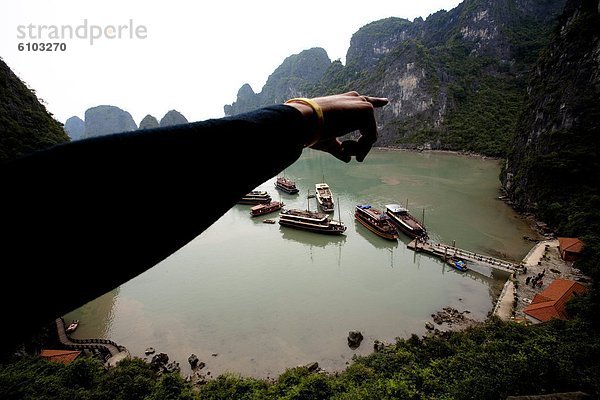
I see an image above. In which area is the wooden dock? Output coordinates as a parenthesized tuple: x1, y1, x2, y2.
(407, 239, 520, 274)
(55, 318, 128, 362)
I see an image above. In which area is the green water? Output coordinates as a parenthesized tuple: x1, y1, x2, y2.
(65, 149, 535, 377)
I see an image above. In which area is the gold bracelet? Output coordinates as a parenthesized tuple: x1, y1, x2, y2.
(285, 97, 323, 147)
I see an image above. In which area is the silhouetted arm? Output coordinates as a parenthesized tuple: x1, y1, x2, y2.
(1, 105, 310, 349)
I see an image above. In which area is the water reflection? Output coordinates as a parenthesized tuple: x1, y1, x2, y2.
(353, 220, 400, 250)
(279, 226, 347, 248)
(63, 288, 119, 339)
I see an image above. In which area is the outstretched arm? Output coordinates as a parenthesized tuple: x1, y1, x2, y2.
(0, 92, 387, 350)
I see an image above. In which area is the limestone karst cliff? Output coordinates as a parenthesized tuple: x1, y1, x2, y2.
(224, 0, 566, 156)
(0, 58, 68, 162)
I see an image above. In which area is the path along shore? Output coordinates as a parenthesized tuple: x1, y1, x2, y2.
(493, 239, 588, 321)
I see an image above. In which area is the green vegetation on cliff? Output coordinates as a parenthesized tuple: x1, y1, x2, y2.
(0, 58, 68, 162)
(2, 315, 599, 399)
(502, 0, 600, 283)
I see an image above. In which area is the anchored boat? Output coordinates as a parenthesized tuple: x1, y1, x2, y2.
(446, 256, 468, 272)
(385, 204, 427, 239)
(315, 183, 334, 212)
(355, 204, 399, 240)
(279, 209, 346, 235)
(250, 201, 284, 217)
(275, 177, 299, 194)
(238, 191, 272, 205)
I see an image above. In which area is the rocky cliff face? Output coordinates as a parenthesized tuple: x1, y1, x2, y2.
(159, 110, 188, 127)
(84, 105, 137, 138)
(224, 47, 331, 115)
(139, 114, 159, 130)
(64, 116, 84, 140)
(224, 0, 566, 156)
(0, 58, 68, 162)
(501, 0, 600, 234)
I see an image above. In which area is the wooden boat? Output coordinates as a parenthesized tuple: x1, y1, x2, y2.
(237, 191, 272, 205)
(315, 183, 334, 212)
(275, 177, 299, 194)
(65, 319, 79, 333)
(355, 205, 399, 240)
(279, 209, 346, 235)
(385, 204, 427, 239)
(446, 256, 468, 272)
(250, 201, 284, 217)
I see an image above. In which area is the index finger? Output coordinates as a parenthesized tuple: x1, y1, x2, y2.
(363, 96, 389, 108)
(355, 104, 379, 162)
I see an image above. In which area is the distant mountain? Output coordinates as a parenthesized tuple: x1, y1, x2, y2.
(64, 116, 84, 140)
(64, 108, 190, 137)
(224, 0, 566, 156)
(159, 110, 188, 127)
(224, 47, 331, 116)
(0, 58, 68, 162)
(139, 114, 159, 130)
(84, 105, 137, 139)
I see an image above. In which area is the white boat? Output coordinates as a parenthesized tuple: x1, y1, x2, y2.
(315, 183, 334, 212)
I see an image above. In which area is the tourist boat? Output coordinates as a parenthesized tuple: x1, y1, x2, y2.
(275, 177, 299, 194)
(385, 204, 428, 239)
(250, 201, 284, 217)
(279, 209, 346, 235)
(237, 191, 272, 205)
(65, 319, 79, 334)
(315, 183, 334, 212)
(355, 204, 399, 241)
(263, 219, 276, 224)
(446, 256, 468, 272)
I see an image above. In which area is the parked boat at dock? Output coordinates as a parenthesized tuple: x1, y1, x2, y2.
(275, 177, 299, 194)
(238, 191, 272, 205)
(446, 256, 468, 272)
(355, 205, 399, 240)
(250, 201, 284, 217)
(385, 204, 427, 239)
(279, 209, 346, 235)
(315, 183, 334, 212)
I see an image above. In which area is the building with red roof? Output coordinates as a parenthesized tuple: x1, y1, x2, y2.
(523, 279, 587, 323)
(40, 349, 82, 365)
(558, 237, 584, 261)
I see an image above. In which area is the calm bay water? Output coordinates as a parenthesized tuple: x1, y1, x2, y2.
(65, 149, 535, 377)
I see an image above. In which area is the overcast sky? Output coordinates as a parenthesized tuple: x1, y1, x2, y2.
(0, 0, 461, 125)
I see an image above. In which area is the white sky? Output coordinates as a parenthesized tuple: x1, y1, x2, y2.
(0, 0, 461, 125)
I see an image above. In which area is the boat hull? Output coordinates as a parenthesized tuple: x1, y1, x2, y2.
(386, 212, 426, 239)
(275, 183, 299, 194)
(279, 219, 346, 235)
(355, 213, 398, 240)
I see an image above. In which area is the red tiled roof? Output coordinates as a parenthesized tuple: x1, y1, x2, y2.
(558, 237, 583, 254)
(524, 279, 587, 322)
(40, 349, 81, 364)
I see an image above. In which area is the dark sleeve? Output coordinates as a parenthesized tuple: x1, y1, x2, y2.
(0, 105, 310, 348)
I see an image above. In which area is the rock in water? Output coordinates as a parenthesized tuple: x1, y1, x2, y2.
(188, 354, 199, 369)
(347, 330, 364, 349)
(304, 362, 320, 372)
(373, 340, 385, 352)
(139, 114, 159, 130)
(64, 116, 84, 140)
(144, 347, 155, 355)
(84, 105, 137, 138)
(150, 352, 169, 370)
(159, 110, 188, 127)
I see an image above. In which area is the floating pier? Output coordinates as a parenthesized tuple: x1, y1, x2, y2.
(407, 239, 520, 274)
